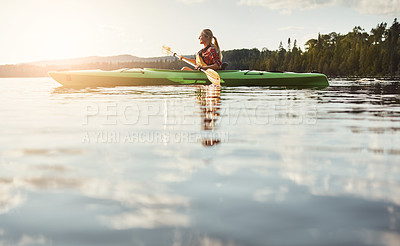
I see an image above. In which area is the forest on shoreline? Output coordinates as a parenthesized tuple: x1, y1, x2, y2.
(0, 19, 399, 78)
(223, 18, 400, 77)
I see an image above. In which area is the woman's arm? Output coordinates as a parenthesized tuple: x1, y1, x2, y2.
(179, 56, 196, 64)
(195, 63, 221, 71)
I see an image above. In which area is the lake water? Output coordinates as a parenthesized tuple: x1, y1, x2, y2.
(0, 77, 399, 246)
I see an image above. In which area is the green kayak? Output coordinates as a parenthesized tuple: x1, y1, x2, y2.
(49, 68, 329, 87)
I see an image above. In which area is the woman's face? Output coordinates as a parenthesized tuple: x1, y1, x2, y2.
(199, 33, 210, 45)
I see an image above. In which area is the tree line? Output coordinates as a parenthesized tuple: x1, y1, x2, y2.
(0, 19, 399, 78)
(222, 18, 400, 77)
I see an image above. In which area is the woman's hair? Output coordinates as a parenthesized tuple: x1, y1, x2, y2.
(201, 29, 222, 60)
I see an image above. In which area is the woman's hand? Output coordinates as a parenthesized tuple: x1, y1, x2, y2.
(195, 64, 203, 71)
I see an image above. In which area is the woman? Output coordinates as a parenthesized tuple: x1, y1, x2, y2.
(180, 29, 223, 71)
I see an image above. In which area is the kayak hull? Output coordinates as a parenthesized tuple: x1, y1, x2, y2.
(49, 68, 329, 88)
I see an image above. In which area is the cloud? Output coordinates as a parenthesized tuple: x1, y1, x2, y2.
(17, 235, 48, 246)
(237, 0, 333, 14)
(353, 0, 400, 15)
(237, 0, 400, 15)
(176, 0, 205, 4)
(278, 26, 305, 31)
(100, 208, 190, 229)
(0, 182, 26, 215)
(253, 186, 289, 203)
(98, 25, 119, 33)
(0, 234, 49, 246)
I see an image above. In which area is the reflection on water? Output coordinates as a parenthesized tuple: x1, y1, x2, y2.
(196, 86, 221, 146)
(0, 78, 399, 246)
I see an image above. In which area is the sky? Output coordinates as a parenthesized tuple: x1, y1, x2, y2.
(0, 0, 399, 64)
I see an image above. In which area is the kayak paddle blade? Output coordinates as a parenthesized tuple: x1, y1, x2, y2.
(204, 69, 221, 86)
(162, 45, 173, 55)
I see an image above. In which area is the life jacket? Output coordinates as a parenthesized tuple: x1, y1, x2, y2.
(196, 45, 221, 66)
(196, 54, 207, 67)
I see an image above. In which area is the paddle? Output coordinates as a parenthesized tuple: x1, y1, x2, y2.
(162, 45, 221, 86)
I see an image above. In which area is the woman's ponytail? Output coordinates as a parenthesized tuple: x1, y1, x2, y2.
(212, 36, 222, 61)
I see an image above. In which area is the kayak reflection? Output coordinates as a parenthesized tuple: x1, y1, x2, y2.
(196, 85, 221, 146)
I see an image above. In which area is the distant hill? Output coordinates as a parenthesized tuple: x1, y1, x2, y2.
(0, 54, 191, 77)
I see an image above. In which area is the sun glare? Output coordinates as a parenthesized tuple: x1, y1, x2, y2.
(24, 8, 97, 61)
(1, 0, 189, 64)
(1, 0, 120, 63)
